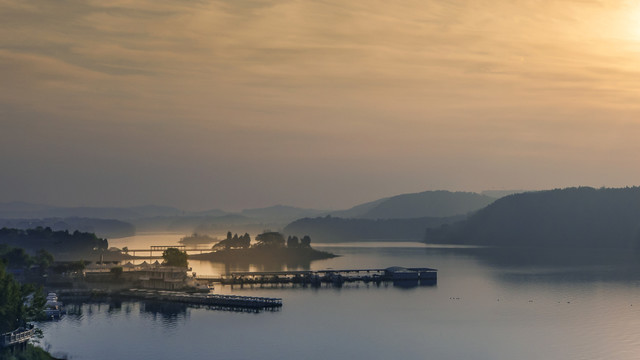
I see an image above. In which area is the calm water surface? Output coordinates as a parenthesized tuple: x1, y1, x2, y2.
(38, 235, 640, 360)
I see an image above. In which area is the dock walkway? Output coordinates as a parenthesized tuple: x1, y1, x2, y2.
(196, 267, 437, 285)
(119, 289, 282, 309)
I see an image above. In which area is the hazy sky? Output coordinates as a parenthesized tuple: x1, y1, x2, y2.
(2, 0, 640, 211)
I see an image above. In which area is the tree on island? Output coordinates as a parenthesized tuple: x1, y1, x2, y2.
(301, 235, 311, 248)
(213, 232, 251, 250)
(162, 248, 188, 268)
(287, 236, 299, 248)
(254, 232, 285, 248)
(286, 235, 311, 248)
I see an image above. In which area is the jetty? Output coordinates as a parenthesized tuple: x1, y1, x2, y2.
(196, 266, 437, 286)
(118, 289, 282, 309)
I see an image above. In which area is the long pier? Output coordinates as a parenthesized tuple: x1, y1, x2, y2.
(123, 245, 213, 257)
(118, 289, 282, 309)
(196, 267, 437, 286)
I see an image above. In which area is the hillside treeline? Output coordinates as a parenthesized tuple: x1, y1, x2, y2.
(0, 227, 109, 256)
(285, 216, 463, 242)
(425, 187, 640, 248)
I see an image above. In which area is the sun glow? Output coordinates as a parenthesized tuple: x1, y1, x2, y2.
(624, 4, 640, 40)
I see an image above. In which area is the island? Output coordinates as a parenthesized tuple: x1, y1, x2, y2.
(179, 233, 217, 245)
(189, 231, 337, 263)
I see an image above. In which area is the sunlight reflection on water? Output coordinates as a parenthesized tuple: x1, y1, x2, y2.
(37, 239, 640, 360)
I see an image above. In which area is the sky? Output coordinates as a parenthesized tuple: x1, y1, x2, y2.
(2, 0, 640, 211)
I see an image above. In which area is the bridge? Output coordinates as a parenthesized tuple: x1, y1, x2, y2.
(1, 325, 36, 349)
(122, 245, 214, 257)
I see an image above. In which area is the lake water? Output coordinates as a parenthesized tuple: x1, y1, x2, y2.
(37, 235, 640, 360)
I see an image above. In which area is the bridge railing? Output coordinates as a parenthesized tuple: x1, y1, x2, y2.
(0, 325, 35, 348)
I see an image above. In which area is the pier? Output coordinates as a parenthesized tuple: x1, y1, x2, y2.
(119, 289, 282, 309)
(196, 267, 437, 286)
(123, 245, 213, 258)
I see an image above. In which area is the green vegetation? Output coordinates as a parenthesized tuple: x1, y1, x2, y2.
(213, 232, 251, 250)
(51, 261, 86, 274)
(0, 227, 108, 257)
(425, 187, 640, 248)
(0, 261, 46, 333)
(162, 248, 188, 268)
(285, 216, 462, 242)
(192, 231, 336, 263)
(286, 235, 311, 248)
(0, 244, 53, 272)
(0, 343, 60, 360)
(254, 232, 285, 248)
(0, 217, 135, 239)
(330, 190, 497, 219)
(179, 233, 217, 245)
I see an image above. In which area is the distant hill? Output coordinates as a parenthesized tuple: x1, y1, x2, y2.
(241, 205, 326, 222)
(0, 203, 188, 220)
(284, 215, 463, 242)
(328, 198, 389, 218)
(331, 191, 496, 219)
(480, 190, 527, 198)
(0, 227, 108, 257)
(0, 217, 135, 238)
(425, 187, 640, 248)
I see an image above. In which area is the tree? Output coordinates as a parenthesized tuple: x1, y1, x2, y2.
(255, 232, 285, 248)
(0, 261, 45, 333)
(162, 248, 188, 268)
(287, 236, 300, 248)
(110, 266, 123, 279)
(301, 235, 311, 248)
(35, 249, 54, 270)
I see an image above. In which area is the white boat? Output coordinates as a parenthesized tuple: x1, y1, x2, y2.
(44, 292, 65, 319)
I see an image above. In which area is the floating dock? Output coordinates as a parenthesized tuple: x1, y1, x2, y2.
(196, 266, 437, 286)
(118, 289, 282, 309)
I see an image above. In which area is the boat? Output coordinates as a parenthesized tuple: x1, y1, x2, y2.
(44, 292, 65, 319)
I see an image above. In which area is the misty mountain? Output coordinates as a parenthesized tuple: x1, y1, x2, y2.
(480, 190, 527, 198)
(328, 198, 389, 218)
(0, 217, 135, 239)
(284, 215, 463, 242)
(241, 205, 326, 222)
(0, 202, 189, 220)
(425, 187, 640, 248)
(332, 190, 496, 219)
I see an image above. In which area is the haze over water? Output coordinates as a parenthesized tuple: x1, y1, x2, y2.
(38, 238, 640, 360)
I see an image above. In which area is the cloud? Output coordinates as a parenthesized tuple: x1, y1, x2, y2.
(1, 0, 640, 208)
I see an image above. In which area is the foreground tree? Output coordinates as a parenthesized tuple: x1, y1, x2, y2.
(0, 261, 45, 333)
(162, 248, 188, 268)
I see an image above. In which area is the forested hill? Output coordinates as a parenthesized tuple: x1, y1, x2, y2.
(424, 187, 640, 248)
(0, 227, 108, 256)
(285, 216, 463, 242)
(331, 191, 497, 219)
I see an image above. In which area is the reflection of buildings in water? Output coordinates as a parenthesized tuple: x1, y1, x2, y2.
(140, 301, 189, 325)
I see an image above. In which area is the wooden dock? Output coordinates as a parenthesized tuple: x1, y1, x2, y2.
(196, 267, 437, 286)
(118, 289, 283, 309)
